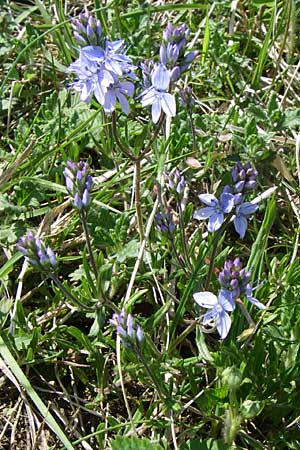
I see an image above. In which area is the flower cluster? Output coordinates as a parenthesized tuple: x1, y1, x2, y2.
(219, 258, 265, 309)
(71, 12, 102, 47)
(64, 160, 93, 211)
(193, 162, 258, 238)
(156, 210, 176, 234)
(67, 12, 135, 115)
(163, 167, 185, 197)
(16, 231, 56, 271)
(110, 309, 144, 349)
(193, 258, 265, 339)
(140, 23, 197, 123)
(231, 162, 258, 194)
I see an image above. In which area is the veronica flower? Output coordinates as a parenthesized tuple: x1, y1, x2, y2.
(194, 289, 235, 339)
(233, 202, 258, 239)
(140, 64, 176, 123)
(102, 75, 134, 115)
(66, 26, 135, 114)
(193, 192, 234, 232)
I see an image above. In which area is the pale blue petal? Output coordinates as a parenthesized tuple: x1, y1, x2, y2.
(193, 291, 218, 308)
(116, 92, 130, 115)
(100, 70, 115, 86)
(193, 207, 215, 220)
(103, 90, 116, 113)
(140, 88, 155, 107)
(247, 296, 265, 310)
(120, 81, 134, 97)
(202, 308, 218, 325)
(208, 212, 224, 232)
(233, 216, 248, 239)
(151, 64, 170, 90)
(161, 93, 176, 117)
(152, 97, 162, 123)
(218, 289, 235, 311)
(105, 58, 123, 76)
(216, 310, 231, 339)
(81, 45, 105, 62)
(238, 202, 258, 216)
(94, 82, 106, 105)
(220, 192, 234, 213)
(198, 194, 218, 207)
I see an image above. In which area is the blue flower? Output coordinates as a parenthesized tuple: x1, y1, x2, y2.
(193, 192, 234, 232)
(193, 289, 235, 339)
(102, 76, 134, 115)
(140, 64, 176, 123)
(66, 38, 135, 114)
(233, 202, 258, 238)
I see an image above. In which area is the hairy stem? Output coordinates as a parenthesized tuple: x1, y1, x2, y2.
(134, 159, 144, 242)
(80, 210, 98, 281)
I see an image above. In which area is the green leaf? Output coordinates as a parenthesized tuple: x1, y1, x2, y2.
(116, 239, 140, 263)
(180, 438, 238, 450)
(0, 334, 75, 450)
(110, 436, 164, 450)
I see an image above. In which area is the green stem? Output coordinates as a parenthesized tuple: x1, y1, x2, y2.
(50, 274, 96, 312)
(136, 348, 167, 399)
(111, 111, 134, 159)
(188, 109, 197, 154)
(134, 159, 144, 242)
(204, 217, 230, 290)
(236, 298, 255, 327)
(177, 200, 193, 272)
(80, 210, 98, 281)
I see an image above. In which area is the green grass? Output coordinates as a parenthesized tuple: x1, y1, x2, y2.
(1, 0, 300, 449)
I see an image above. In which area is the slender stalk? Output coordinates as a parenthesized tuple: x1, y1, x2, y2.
(169, 237, 189, 275)
(136, 348, 167, 399)
(188, 109, 197, 154)
(204, 217, 231, 290)
(111, 111, 134, 159)
(80, 210, 98, 281)
(134, 159, 144, 242)
(49, 274, 96, 312)
(204, 238, 219, 291)
(169, 320, 197, 353)
(140, 113, 165, 157)
(236, 298, 255, 327)
(177, 200, 193, 272)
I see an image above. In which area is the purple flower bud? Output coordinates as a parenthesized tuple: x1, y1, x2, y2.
(136, 325, 143, 343)
(234, 180, 245, 193)
(233, 257, 241, 268)
(73, 193, 83, 210)
(160, 45, 167, 66)
(230, 279, 239, 289)
(245, 180, 257, 191)
(239, 169, 246, 180)
(170, 66, 181, 81)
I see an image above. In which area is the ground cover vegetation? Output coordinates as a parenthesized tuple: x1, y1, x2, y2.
(0, 0, 300, 449)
